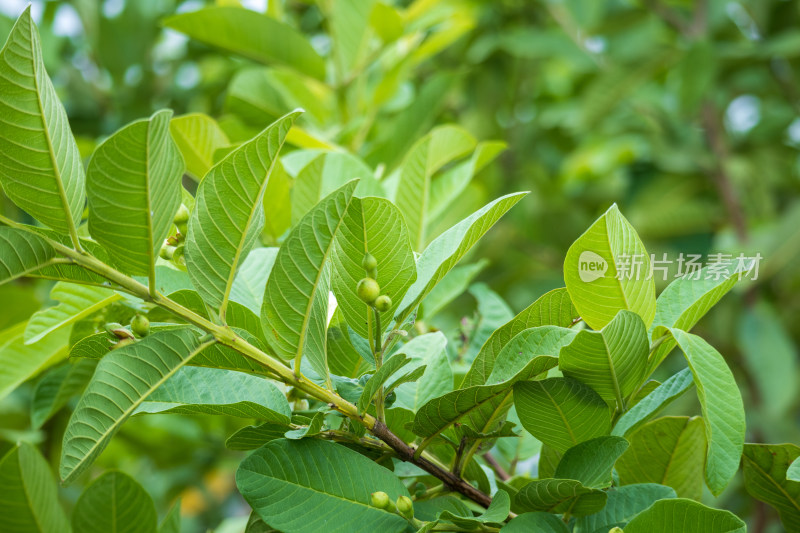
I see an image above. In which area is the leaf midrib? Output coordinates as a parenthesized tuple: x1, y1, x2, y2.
(28, 19, 75, 234)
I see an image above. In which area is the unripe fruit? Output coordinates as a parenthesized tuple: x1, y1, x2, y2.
(131, 314, 150, 337)
(294, 399, 309, 411)
(172, 245, 186, 268)
(357, 278, 380, 304)
(371, 491, 390, 509)
(374, 295, 392, 312)
(396, 496, 414, 518)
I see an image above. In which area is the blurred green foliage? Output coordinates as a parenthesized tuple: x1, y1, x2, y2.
(0, 0, 797, 531)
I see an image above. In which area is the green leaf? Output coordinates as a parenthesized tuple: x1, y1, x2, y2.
(563, 204, 656, 330)
(237, 439, 409, 533)
(261, 159, 292, 245)
(667, 329, 745, 495)
(226, 422, 291, 451)
(87, 109, 183, 276)
(612, 368, 693, 437)
(331, 196, 416, 338)
(437, 489, 510, 527)
(649, 261, 753, 372)
(789, 457, 800, 482)
(0, 442, 70, 533)
(427, 141, 507, 226)
(328, 0, 375, 79)
(230, 247, 278, 315)
(396, 192, 527, 320)
(514, 377, 612, 453)
(559, 310, 649, 405)
(261, 180, 358, 381)
(514, 478, 607, 517)
(285, 411, 325, 440)
(163, 7, 325, 79)
(616, 416, 706, 500)
(394, 125, 477, 250)
(422, 260, 488, 320)
(501, 512, 569, 532)
(169, 113, 229, 180)
(326, 309, 370, 378)
(742, 443, 800, 531)
(159, 500, 181, 533)
(413, 355, 558, 439)
(0, 227, 56, 285)
(31, 358, 97, 428)
(554, 436, 629, 489)
(134, 366, 291, 422)
(573, 483, 677, 533)
(623, 499, 746, 533)
(391, 332, 452, 412)
(0, 7, 85, 234)
(60, 328, 207, 483)
(24, 282, 122, 344)
(738, 302, 798, 417)
(464, 287, 577, 387)
(292, 152, 384, 225)
(72, 471, 157, 533)
(186, 110, 298, 312)
(357, 354, 411, 413)
(0, 321, 69, 401)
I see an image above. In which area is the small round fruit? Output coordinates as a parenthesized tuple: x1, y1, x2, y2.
(356, 278, 380, 304)
(396, 496, 414, 518)
(374, 295, 392, 312)
(131, 314, 150, 338)
(370, 491, 390, 509)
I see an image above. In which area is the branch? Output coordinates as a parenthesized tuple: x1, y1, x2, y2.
(3, 220, 496, 509)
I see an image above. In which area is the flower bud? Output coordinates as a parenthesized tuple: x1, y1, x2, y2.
(396, 496, 414, 519)
(370, 491, 390, 509)
(362, 253, 378, 278)
(130, 314, 150, 338)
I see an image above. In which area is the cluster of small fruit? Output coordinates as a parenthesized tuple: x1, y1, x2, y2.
(356, 253, 392, 312)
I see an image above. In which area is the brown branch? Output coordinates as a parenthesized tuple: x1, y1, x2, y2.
(482, 452, 510, 481)
(371, 421, 493, 508)
(700, 102, 748, 241)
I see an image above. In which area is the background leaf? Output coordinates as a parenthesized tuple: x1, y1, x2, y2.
(0, 442, 70, 533)
(741, 443, 800, 531)
(72, 471, 157, 533)
(169, 113, 229, 180)
(164, 6, 325, 79)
